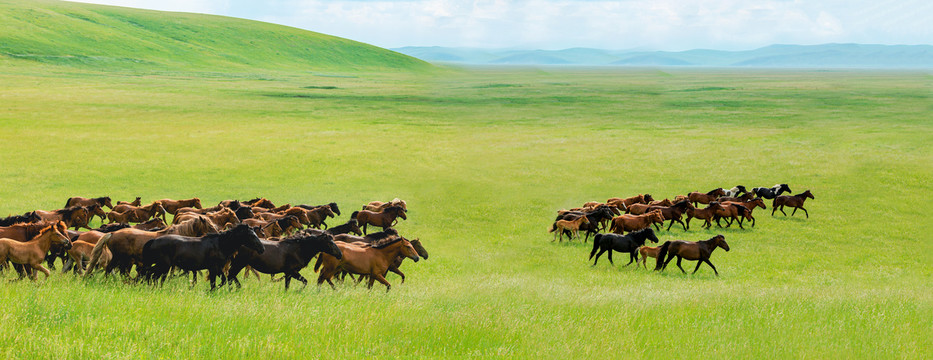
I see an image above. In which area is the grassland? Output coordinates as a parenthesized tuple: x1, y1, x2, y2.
(0, 56, 931, 358)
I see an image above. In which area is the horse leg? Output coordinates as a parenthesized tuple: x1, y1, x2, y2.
(388, 267, 406, 283)
(607, 250, 614, 266)
(292, 272, 309, 290)
(661, 254, 675, 271)
(736, 216, 744, 229)
(685, 217, 691, 230)
(592, 249, 606, 266)
(624, 251, 635, 267)
(370, 273, 392, 292)
(771, 207, 777, 216)
(791, 207, 798, 216)
(779, 205, 787, 216)
(704, 259, 720, 276)
(362, 223, 368, 235)
(32, 264, 51, 280)
(802, 207, 809, 218)
(692, 259, 704, 274)
(284, 275, 292, 290)
(675, 257, 686, 274)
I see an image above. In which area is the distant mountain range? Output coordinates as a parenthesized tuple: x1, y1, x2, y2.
(393, 44, 933, 68)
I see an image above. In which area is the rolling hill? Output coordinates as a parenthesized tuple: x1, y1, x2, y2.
(0, 0, 431, 72)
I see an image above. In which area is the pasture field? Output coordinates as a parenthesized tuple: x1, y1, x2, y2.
(0, 62, 931, 358)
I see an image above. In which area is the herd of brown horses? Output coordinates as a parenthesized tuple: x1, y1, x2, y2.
(552, 184, 815, 276)
(0, 196, 425, 291)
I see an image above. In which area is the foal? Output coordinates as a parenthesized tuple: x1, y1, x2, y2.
(549, 215, 589, 242)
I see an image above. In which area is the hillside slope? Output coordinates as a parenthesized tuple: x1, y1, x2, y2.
(0, 0, 431, 72)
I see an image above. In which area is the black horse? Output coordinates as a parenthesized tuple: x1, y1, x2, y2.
(299, 202, 341, 217)
(325, 218, 363, 236)
(752, 184, 792, 199)
(227, 232, 343, 290)
(140, 224, 264, 290)
(589, 228, 660, 266)
(557, 206, 616, 242)
(0, 211, 41, 227)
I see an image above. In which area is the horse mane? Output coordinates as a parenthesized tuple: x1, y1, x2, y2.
(705, 188, 720, 196)
(366, 228, 399, 241)
(95, 222, 130, 232)
(56, 206, 84, 216)
(170, 217, 216, 236)
(95, 196, 111, 204)
(4, 222, 48, 239)
(245, 198, 262, 204)
(629, 227, 652, 236)
(371, 237, 404, 249)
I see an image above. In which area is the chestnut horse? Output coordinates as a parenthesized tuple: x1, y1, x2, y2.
(173, 208, 239, 229)
(116, 197, 141, 206)
(245, 198, 276, 209)
(0, 223, 71, 280)
(687, 188, 725, 207)
(302, 205, 336, 229)
(655, 234, 730, 276)
(354, 206, 407, 235)
(713, 203, 751, 229)
(721, 198, 766, 226)
(363, 198, 408, 212)
(316, 237, 419, 291)
(637, 245, 661, 269)
(646, 200, 694, 231)
(66, 196, 113, 210)
(607, 194, 653, 209)
(772, 190, 815, 218)
(109, 202, 166, 223)
(685, 202, 726, 230)
(63, 240, 111, 275)
(156, 198, 202, 214)
(36, 207, 90, 230)
(609, 210, 665, 234)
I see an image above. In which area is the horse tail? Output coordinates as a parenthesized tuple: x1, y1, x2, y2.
(84, 233, 112, 277)
(548, 222, 557, 233)
(589, 234, 602, 260)
(313, 253, 324, 272)
(654, 241, 671, 271)
(65, 197, 74, 208)
(350, 211, 359, 219)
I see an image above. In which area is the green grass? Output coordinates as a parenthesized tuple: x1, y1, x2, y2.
(0, 0, 432, 73)
(0, 62, 930, 358)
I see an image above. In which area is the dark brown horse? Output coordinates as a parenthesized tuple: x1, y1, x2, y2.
(227, 232, 343, 290)
(607, 194, 654, 209)
(687, 188, 725, 207)
(35, 207, 91, 230)
(685, 202, 726, 230)
(772, 190, 815, 218)
(353, 206, 407, 235)
(721, 198, 766, 226)
(647, 200, 694, 231)
(116, 197, 141, 206)
(66, 196, 113, 210)
(302, 205, 336, 229)
(655, 234, 730, 276)
(155, 198, 202, 214)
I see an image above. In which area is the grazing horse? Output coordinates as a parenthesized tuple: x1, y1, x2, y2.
(0, 211, 41, 227)
(316, 237, 419, 291)
(325, 219, 363, 236)
(227, 232, 342, 290)
(607, 194, 653, 209)
(655, 235, 730, 276)
(140, 224, 264, 290)
(36, 207, 91, 230)
(687, 188, 725, 207)
(302, 205, 336, 229)
(363, 198, 408, 212)
(549, 215, 589, 242)
(721, 198, 767, 226)
(155, 198, 202, 214)
(753, 184, 792, 199)
(685, 202, 726, 230)
(116, 197, 141, 206)
(354, 206, 407, 235)
(66, 196, 113, 210)
(647, 200, 694, 231)
(721, 186, 747, 197)
(637, 245, 661, 269)
(772, 190, 815, 218)
(0, 223, 71, 280)
(83, 217, 217, 278)
(609, 210, 665, 234)
(589, 228, 660, 266)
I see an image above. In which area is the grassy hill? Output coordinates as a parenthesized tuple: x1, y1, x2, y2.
(0, 0, 432, 73)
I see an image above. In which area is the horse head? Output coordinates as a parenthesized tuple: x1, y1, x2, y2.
(102, 197, 114, 209)
(803, 190, 814, 199)
(708, 202, 725, 212)
(347, 219, 362, 235)
(643, 194, 654, 203)
(229, 224, 264, 254)
(410, 238, 428, 259)
(316, 233, 342, 260)
(713, 234, 729, 251)
(401, 238, 419, 262)
(327, 202, 341, 216)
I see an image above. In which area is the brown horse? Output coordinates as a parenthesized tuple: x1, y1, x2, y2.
(0, 223, 71, 280)
(647, 198, 673, 207)
(637, 245, 661, 269)
(713, 203, 751, 229)
(85, 204, 108, 224)
(316, 237, 419, 291)
(63, 240, 111, 275)
(687, 188, 726, 207)
(110, 202, 166, 223)
(721, 198, 766, 227)
(35, 207, 91, 230)
(156, 198, 202, 214)
(647, 200, 694, 231)
(351, 238, 428, 284)
(256, 222, 284, 238)
(685, 202, 726, 230)
(302, 205, 336, 229)
(66, 196, 113, 210)
(258, 208, 310, 227)
(607, 194, 653, 209)
(609, 210, 665, 234)
(363, 198, 408, 212)
(354, 206, 407, 235)
(173, 208, 239, 229)
(655, 234, 730, 276)
(549, 215, 589, 242)
(84, 217, 217, 278)
(116, 197, 141, 206)
(772, 190, 815, 218)
(717, 192, 755, 203)
(245, 198, 276, 209)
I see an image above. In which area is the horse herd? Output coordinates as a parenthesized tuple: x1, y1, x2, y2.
(0, 196, 426, 291)
(550, 184, 816, 276)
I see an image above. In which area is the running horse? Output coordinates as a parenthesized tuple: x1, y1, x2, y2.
(353, 206, 407, 235)
(65, 196, 113, 210)
(655, 234, 730, 276)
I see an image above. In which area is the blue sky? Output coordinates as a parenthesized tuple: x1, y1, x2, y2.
(72, 0, 933, 51)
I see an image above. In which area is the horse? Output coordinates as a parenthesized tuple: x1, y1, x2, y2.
(354, 206, 407, 235)
(351, 237, 428, 284)
(227, 232, 342, 290)
(155, 198, 202, 214)
(258, 208, 310, 227)
(753, 184, 792, 199)
(717, 192, 755, 203)
(315, 237, 419, 292)
(549, 214, 589, 242)
(609, 210, 665, 234)
(0, 211, 41, 227)
(655, 234, 730, 276)
(0, 223, 71, 281)
(646, 200, 694, 231)
(140, 224, 264, 290)
(589, 228, 660, 266)
(83, 217, 217, 278)
(637, 245, 661, 269)
(713, 203, 750, 229)
(555, 206, 616, 242)
(256, 222, 284, 238)
(325, 219, 363, 236)
(687, 188, 725, 207)
(298, 202, 341, 217)
(332, 228, 399, 245)
(363, 198, 407, 212)
(109, 202, 166, 223)
(607, 194, 653, 209)
(772, 190, 815, 218)
(302, 205, 336, 229)
(66, 196, 113, 210)
(647, 198, 674, 207)
(173, 208, 239, 229)
(63, 240, 111, 275)
(84, 204, 108, 224)
(244, 198, 276, 209)
(721, 186, 747, 197)
(116, 197, 141, 206)
(685, 202, 726, 230)
(35, 206, 91, 230)
(721, 198, 766, 226)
